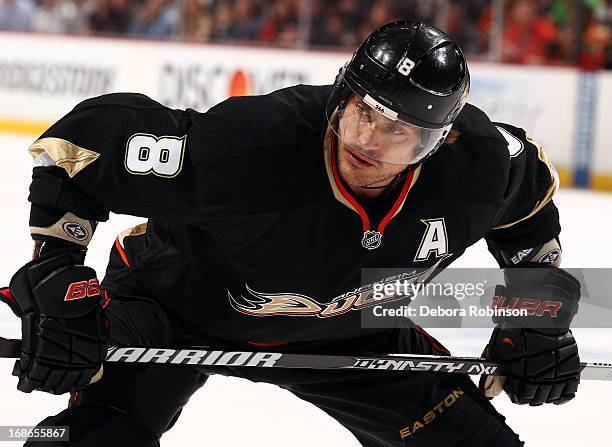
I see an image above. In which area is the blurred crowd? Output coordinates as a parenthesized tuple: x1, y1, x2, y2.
(497, 0, 612, 69)
(0, 0, 611, 69)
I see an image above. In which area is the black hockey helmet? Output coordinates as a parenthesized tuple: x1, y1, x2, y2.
(327, 20, 470, 165)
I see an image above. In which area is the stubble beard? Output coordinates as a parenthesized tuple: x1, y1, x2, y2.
(338, 150, 406, 188)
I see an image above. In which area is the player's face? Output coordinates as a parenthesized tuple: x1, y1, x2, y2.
(337, 96, 412, 190)
(338, 95, 423, 165)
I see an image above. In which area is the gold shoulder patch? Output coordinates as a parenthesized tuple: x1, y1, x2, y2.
(117, 222, 148, 249)
(28, 137, 100, 178)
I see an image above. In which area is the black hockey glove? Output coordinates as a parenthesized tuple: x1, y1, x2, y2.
(0, 245, 108, 394)
(480, 267, 581, 405)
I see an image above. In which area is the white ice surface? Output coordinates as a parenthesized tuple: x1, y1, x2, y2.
(0, 133, 611, 446)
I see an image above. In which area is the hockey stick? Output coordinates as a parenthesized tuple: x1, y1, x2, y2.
(1, 337, 612, 381)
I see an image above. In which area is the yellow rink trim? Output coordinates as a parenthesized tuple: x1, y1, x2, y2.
(556, 168, 572, 189)
(591, 174, 612, 191)
(0, 118, 51, 136)
(558, 169, 612, 191)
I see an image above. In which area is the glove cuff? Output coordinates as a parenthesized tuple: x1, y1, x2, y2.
(30, 206, 97, 247)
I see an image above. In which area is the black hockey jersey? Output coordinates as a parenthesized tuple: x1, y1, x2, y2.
(26, 85, 560, 344)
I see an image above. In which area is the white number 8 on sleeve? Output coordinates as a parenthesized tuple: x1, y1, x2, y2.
(125, 133, 186, 178)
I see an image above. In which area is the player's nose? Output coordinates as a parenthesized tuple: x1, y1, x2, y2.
(357, 126, 390, 161)
(357, 124, 379, 149)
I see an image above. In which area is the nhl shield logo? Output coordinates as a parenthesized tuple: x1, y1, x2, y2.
(361, 230, 382, 250)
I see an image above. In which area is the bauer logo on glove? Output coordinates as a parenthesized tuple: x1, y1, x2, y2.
(64, 278, 101, 301)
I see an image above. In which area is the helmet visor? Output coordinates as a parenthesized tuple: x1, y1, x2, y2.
(329, 86, 451, 165)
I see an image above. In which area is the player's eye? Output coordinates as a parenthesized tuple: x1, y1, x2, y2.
(355, 102, 374, 123)
(387, 124, 406, 135)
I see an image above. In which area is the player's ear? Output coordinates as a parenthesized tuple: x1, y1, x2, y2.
(443, 127, 461, 145)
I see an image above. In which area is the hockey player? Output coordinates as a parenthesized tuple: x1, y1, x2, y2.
(0, 21, 581, 446)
